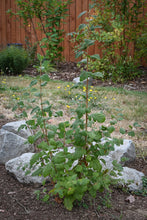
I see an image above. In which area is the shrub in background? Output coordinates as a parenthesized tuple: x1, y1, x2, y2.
(25, 37, 37, 64)
(8, 0, 71, 64)
(0, 46, 29, 75)
(71, 0, 146, 82)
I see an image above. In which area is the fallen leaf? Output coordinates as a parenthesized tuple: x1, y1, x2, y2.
(55, 196, 63, 204)
(125, 195, 135, 203)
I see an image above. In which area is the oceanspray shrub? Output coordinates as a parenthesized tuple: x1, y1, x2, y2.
(0, 46, 29, 75)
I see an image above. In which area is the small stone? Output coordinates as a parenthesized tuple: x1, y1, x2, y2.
(125, 195, 135, 203)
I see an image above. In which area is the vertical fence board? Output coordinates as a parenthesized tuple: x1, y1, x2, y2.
(69, 0, 76, 61)
(6, 0, 11, 45)
(10, 0, 16, 44)
(63, 3, 70, 61)
(0, 0, 2, 49)
(1, 0, 6, 47)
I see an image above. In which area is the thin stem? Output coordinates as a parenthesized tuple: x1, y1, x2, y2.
(85, 52, 89, 148)
(39, 63, 52, 158)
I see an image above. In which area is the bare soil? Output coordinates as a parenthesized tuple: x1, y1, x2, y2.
(0, 65, 147, 219)
(0, 120, 147, 220)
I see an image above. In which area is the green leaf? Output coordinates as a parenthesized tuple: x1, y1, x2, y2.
(53, 152, 66, 164)
(25, 170, 31, 176)
(128, 131, 135, 137)
(64, 197, 73, 211)
(34, 92, 43, 98)
(26, 120, 35, 126)
(32, 167, 43, 176)
(119, 128, 126, 134)
(37, 54, 44, 62)
(79, 59, 87, 64)
(84, 39, 95, 46)
(31, 106, 40, 114)
(91, 113, 105, 123)
(42, 100, 50, 105)
(20, 111, 28, 118)
(30, 152, 43, 167)
(90, 159, 102, 171)
(90, 72, 103, 78)
(42, 194, 50, 202)
(110, 120, 117, 125)
(41, 81, 47, 87)
(34, 190, 40, 200)
(40, 74, 50, 82)
(43, 164, 52, 177)
(90, 54, 100, 60)
(75, 165, 83, 172)
(54, 111, 63, 117)
(108, 126, 115, 133)
(48, 130, 55, 139)
(78, 23, 87, 30)
(76, 107, 86, 118)
(34, 131, 42, 141)
(23, 92, 30, 97)
(38, 141, 49, 150)
(78, 11, 87, 18)
(18, 124, 27, 132)
(75, 51, 84, 59)
(133, 122, 141, 127)
(80, 70, 91, 81)
(29, 79, 38, 87)
(28, 136, 35, 144)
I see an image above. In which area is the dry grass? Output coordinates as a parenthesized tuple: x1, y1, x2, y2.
(0, 75, 147, 155)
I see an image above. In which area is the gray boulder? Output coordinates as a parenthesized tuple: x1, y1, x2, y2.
(0, 121, 34, 164)
(4, 139, 144, 191)
(2, 120, 32, 139)
(100, 139, 136, 170)
(5, 153, 46, 185)
(118, 167, 144, 191)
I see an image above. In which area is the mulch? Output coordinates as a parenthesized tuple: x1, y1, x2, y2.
(0, 65, 147, 219)
(23, 62, 147, 92)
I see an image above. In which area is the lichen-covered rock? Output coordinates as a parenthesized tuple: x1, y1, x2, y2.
(118, 167, 145, 191)
(0, 121, 34, 164)
(2, 120, 32, 139)
(5, 153, 46, 185)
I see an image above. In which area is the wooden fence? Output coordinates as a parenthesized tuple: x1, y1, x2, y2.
(0, 0, 146, 63)
(0, 0, 92, 61)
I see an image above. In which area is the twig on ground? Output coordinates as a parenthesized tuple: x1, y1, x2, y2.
(9, 195, 30, 214)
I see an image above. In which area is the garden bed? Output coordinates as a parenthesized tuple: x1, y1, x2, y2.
(0, 131, 146, 220)
(0, 66, 147, 219)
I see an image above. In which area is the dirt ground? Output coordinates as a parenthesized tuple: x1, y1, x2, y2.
(23, 63, 147, 92)
(0, 121, 147, 220)
(0, 65, 147, 219)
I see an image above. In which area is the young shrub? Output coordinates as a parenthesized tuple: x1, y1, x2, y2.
(14, 52, 134, 211)
(0, 46, 29, 75)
